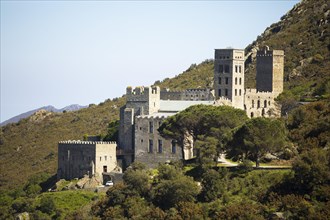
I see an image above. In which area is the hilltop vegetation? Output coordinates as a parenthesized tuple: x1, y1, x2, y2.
(0, 97, 125, 190)
(245, 0, 330, 101)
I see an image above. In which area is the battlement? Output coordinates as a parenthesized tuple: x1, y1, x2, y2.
(58, 140, 117, 145)
(245, 88, 274, 95)
(136, 115, 169, 119)
(126, 86, 160, 102)
(214, 49, 245, 60)
(257, 46, 284, 57)
(127, 86, 159, 95)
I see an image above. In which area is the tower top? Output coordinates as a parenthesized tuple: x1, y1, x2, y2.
(214, 49, 244, 61)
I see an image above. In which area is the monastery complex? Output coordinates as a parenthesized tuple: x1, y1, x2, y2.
(57, 47, 284, 183)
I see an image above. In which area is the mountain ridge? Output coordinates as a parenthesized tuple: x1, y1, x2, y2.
(0, 104, 87, 127)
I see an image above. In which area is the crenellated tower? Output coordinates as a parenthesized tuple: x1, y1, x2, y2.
(256, 46, 284, 96)
(118, 86, 160, 168)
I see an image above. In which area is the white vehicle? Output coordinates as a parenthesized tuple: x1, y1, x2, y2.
(105, 180, 114, 186)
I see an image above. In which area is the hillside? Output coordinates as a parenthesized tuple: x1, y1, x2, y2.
(1, 0, 329, 191)
(245, 0, 330, 99)
(0, 98, 125, 190)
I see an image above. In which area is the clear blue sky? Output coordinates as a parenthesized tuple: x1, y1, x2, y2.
(1, 0, 298, 122)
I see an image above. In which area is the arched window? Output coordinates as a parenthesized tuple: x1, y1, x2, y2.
(252, 100, 255, 108)
(251, 112, 254, 118)
(239, 78, 242, 85)
(264, 100, 267, 108)
(257, 100, 260, 109)
(235, 89, 237, 96)
(235, 77, 237, 85)
(239, 89, 242, 96)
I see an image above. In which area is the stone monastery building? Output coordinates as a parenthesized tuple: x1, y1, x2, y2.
(58, 47, 284, 182)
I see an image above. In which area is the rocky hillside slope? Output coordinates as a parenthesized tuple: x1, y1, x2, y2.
(0, 0, 329, 190)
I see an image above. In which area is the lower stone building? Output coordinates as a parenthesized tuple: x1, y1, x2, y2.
(57, 140, 117, 183)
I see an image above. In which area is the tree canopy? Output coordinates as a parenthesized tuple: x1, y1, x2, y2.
(158, 105, 248, 167)
(228, 117, 287, 167)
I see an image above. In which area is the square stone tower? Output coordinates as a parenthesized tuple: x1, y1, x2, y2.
(118, 86, 160, 168)
(214, 49, 245, 109)
(256, 47, 284, 96)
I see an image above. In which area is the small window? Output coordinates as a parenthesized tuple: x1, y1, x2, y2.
(149, 121, 153, 133)
(251, 112, 254, 118)
(218, 77, 221, 84)
(239, 78, 242, 85)
(171, 141, 176, 154)
(239, 65, 242, 73)
(100, 157, 102, 161)
(235, 65, 238, 73)
(235, 77, 237, 85)
(149, 140, 153, 153)
(105, 156, 107, 161)
(257, 100, 260, 109)
(103, 166, 107, 173)
(264, 100, 267, 108)
(219, 65, 223, 73)
(141, 139, 143, 143)
(225, 89, 228, 96)
(218, 89, 221, 96)
(225, 65, 230, 73)
(158, 140, 163, 153)
(239, 89, 242, 96)
(252, 100, 255, 108)
(235, 89, 237, 96)
(225, 77, 229, 85)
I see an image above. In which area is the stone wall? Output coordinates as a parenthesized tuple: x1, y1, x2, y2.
(57, 141, 117, 182)
(256, 47, 284, 95)
(244, 89, 280, 118)
(160, 88, 214, 101)
(134, 116, 183, 168)
(214, 49, 245, 109)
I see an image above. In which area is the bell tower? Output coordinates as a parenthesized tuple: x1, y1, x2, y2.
(214, 48, 245, 109)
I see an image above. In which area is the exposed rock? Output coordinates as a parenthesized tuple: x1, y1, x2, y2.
(28, 109, 52, 123)
(76, 174, 102, 189)
(15, 212, 29, 220)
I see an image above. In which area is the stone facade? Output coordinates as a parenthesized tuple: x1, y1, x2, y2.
(214, 49, 245, 109)
(134, 115, 182, 168)
(57, 46, 285, 173)
(256, 47, 284, 96)
(57, 141, 117, 183)
(160, 89, 214, 101)
(116, 47, 284, 168)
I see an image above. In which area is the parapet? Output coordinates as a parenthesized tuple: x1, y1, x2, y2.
(126, 86, 160, 102)
(58, 140, 117, 145)
(257, 46, 284, 57)
(245, 88, 274, 95)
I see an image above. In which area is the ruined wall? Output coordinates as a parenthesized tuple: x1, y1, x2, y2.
(160, 89, 183, 100)
(183, 89, 214, 101)
(134, 116, 183, 168)
(160, 89, 214, 101)
(244, 89, 281, 118)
